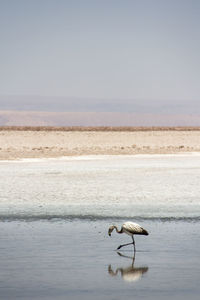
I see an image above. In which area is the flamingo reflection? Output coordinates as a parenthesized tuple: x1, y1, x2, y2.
(108, 252, 148, 282)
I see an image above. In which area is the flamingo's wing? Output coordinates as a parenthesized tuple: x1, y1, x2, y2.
(123, 222, 148, 235)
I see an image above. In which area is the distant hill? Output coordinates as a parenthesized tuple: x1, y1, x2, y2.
(0, 110, 200, 127)
(1, 95, 200, 114)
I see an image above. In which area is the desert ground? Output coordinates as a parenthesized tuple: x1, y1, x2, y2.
(0, 127, 200, 160)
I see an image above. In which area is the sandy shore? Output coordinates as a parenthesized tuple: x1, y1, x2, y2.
(1, 129, 200, 160)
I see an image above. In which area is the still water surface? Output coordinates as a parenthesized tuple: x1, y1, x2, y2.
(0, 220, 199, 300)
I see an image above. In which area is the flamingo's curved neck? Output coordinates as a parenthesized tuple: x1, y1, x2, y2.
(115, 226, 123, 234)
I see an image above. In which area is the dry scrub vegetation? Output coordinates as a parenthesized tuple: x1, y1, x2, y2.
(1, 126, 200, 131)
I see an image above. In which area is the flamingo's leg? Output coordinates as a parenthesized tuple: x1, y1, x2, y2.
(117, 242, 133, 250)
(132, 236, 136, 253)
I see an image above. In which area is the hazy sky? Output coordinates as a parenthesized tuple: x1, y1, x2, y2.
(0, 0, 200, 112)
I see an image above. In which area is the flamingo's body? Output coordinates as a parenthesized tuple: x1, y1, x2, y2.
(108, 221, 149, 251)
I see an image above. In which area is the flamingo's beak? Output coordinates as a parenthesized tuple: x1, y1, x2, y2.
(108, 226, 114, 236)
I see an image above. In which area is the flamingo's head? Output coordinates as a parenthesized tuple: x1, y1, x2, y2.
(108, 225, 115, 236)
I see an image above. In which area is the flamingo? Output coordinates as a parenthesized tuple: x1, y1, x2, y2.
(108, 221, 149, 251)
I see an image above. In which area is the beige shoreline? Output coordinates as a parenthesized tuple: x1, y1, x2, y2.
(0, 130, 200, 160)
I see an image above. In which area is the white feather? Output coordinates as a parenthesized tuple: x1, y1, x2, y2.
(122, 222, 145, 235)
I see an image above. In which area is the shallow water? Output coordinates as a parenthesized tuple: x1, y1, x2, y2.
(0, 155, 200, 299)
(0, 220, 200, 300)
